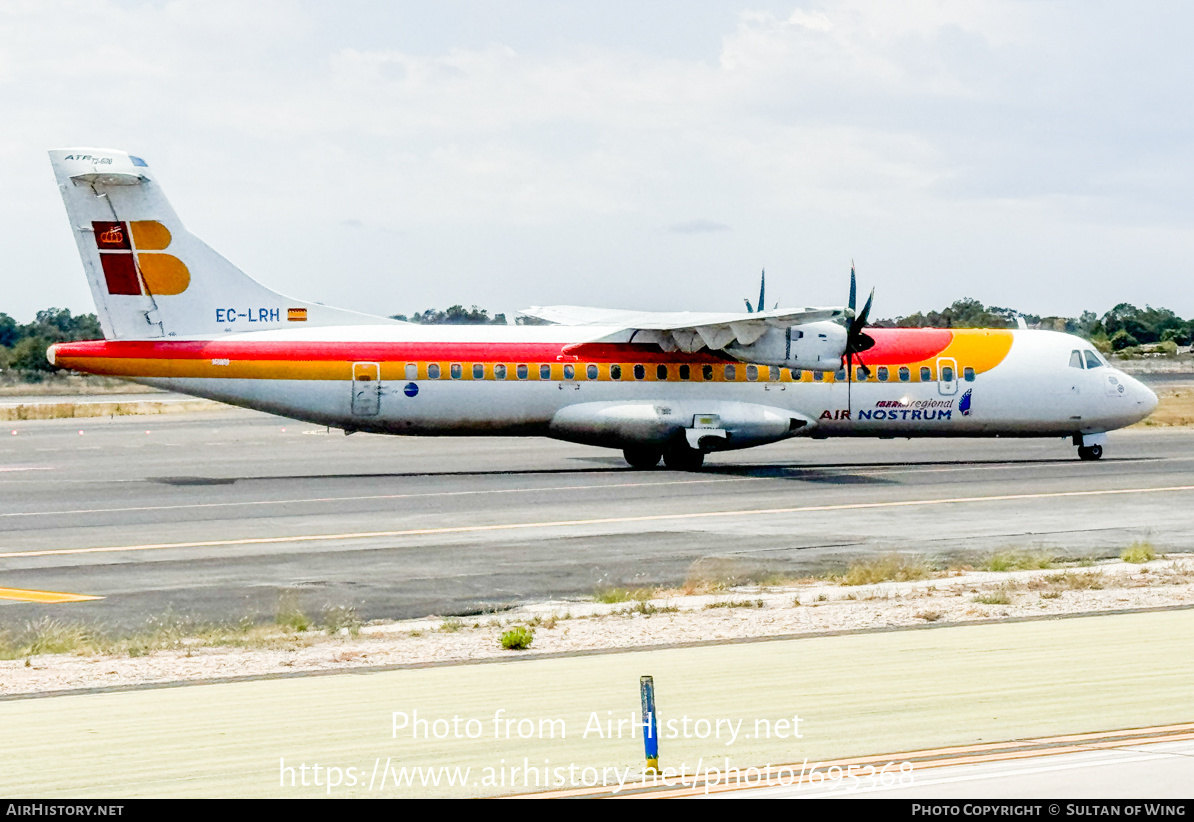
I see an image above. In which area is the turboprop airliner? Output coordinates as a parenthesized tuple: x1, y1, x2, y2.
(45, 148, 1158, 468)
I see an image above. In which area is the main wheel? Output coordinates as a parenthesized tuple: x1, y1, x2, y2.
(662, 445, 705, 471)
(1078, 444, 1103, 461)
(623, 447, 662, 469)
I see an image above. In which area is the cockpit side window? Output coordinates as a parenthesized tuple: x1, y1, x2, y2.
(1069, 350, 1084, 369)
(1084, 350, 1104, 369)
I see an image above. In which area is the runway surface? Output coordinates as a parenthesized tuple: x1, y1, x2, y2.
(2, 409, 1193, 628)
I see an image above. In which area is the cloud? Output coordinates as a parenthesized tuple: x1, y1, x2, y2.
(668, 219, 731, 234)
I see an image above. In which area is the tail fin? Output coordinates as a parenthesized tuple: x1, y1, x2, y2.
(49, 148, 394, 340)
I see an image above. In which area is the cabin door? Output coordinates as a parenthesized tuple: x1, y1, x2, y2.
(936, 357, 958, 396)
(352, 362, 381, 416)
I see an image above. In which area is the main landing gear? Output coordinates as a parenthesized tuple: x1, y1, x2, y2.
(621, 445, 706, 471)
(1078, 444, 1103, 461)
(622, 446, 662, 469)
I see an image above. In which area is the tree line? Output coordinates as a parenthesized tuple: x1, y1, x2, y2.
(2, 299, 1189, 381)
(871, 298, 1193, 352)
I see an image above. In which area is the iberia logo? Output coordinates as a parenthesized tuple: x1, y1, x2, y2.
(960, 388, 973, 416)
(93, 221, 190, 296)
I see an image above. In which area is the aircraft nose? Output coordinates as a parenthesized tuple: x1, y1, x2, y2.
(1124, 374, 1159, 418)
(1140, 381, 1159, 415)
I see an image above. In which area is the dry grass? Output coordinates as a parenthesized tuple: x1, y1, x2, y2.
(0, 399, 222, 421)
(1136, 388, 1194, 427)
(1121, 542, 1159, 564)
(836, 554, 934, 586)
(594, 587, 657, 604)
(981, 550, 1057, 572)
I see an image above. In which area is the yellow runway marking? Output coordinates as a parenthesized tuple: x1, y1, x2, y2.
(0, 587, 103, 603)
(2, 483, 1193, 560)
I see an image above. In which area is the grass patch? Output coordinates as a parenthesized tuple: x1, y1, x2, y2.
(1036, 571, 1106, 591)
(1121, 542, 1158, 564)
(321, 604, 362, 636)
(613, 601, 679, 616)
(595, 587, 655, 604)
(981, 550, 1056, 572)
(837, 554, 934, 586)
(704, 599, 764, 610)
(972, 591, 1012, 605)
(500, 626, 534, 650)
(275, 591, 311, 632)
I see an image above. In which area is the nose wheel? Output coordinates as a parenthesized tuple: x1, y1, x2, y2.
(1078, 444, 1103, 461)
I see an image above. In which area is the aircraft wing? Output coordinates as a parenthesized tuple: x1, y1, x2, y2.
(519, 305, 848, 353)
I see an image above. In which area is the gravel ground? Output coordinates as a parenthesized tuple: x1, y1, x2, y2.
(3, 557, 1191, 697)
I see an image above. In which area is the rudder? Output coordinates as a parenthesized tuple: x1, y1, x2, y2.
(49, 148, 393, 340)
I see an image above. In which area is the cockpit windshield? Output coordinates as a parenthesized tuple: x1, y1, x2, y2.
(1083, 350, 1104, 369)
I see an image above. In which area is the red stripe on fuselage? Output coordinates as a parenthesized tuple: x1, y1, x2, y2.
(51, 327, 955, 365)
(51, 339, 730, 363)
(857, 328, 953, 365)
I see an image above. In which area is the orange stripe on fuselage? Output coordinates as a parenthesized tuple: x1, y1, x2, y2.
(50, 329, 1016, 381)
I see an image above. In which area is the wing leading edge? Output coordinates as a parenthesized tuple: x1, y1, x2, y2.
(518, 304, 848, 353)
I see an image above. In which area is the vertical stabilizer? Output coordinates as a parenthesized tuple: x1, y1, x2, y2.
(49, 148, 395, 340)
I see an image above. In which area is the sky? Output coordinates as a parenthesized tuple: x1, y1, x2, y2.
(3, 0, 1194, 324)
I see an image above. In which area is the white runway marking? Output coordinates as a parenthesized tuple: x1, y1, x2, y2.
(3, 484, 1193, 559)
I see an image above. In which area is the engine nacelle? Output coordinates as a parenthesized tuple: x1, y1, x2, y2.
(549, 400, 816, 451)
(723, 321, 846, 371)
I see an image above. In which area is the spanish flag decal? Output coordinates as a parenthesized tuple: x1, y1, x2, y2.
(288, 308, 308, 322)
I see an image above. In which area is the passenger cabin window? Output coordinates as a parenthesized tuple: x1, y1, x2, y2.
(450, 363, 462, 379)
(1084, 350, 1104, 369)
(877, 366, 889, 381)
(656, 364, 668, 380)
(563, 364, 575, 380)
(679, 364, 690, 380)
(746, 365, 758, 381)
(587, 364, 598, 380)
(633, 364, 646, 380)
(835, 369, 845, 381)
(724, 364, 737, 381)
(813, 371, 823, 381)
(768, 366, 780, 381)
(540, 364, 551, 380)
(898, 366, 910, 382)
(611, 364, 623, 380)
(494, 364, 507, 380)
(941, 366, 954, 382)
(516, 364, 528, 380)
(702, 364, 713, 381)
(473, 363, 485, 379)
(963, 367, 975, 382)
(920, 366, 932, 381)
(427, 363, 441, 379)
(856, 367, 867, 381)
(405, 363, 417, 380)
(1069, 350, 1084, 369)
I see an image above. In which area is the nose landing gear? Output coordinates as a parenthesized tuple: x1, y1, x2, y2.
(1078, 444, 1103, 461)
